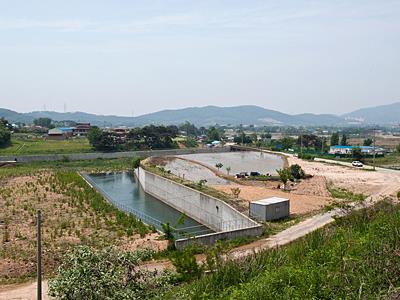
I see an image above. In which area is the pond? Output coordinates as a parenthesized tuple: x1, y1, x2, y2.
(164, 157, 231, 185)
(179, 151, 284, 175)
(84, 172, 213, 237)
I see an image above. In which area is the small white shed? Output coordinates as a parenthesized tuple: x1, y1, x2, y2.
(249, 197, 290, 221)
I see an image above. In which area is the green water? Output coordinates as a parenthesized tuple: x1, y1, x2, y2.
(87, 172, 212, 236)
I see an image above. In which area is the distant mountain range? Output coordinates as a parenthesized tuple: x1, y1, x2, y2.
(0, 102, 399, 127)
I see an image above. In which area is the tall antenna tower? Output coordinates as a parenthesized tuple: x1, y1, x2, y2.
(63, 103, 67, 113)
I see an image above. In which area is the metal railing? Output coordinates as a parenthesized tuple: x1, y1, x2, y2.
(80, 173, 213, 238)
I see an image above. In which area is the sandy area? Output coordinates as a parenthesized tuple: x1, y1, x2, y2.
(287, 156, 396, 196)
(211, 179, 333, 215)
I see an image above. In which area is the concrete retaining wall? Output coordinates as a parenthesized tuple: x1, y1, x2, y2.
(0, 147, 230, 163)
(175, 225, 263, 250)
(135, 166, 262, 248)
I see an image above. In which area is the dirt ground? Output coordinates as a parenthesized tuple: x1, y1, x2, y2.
(212, 176, 333, 216)
(287, 156, 397, 196)
(0, 172, 165, 286)
(212, 152, 400, 216)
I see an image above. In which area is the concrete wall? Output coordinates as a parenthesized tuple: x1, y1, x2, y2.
(135, 167, 258, 232)
(0, 147, 230, 163)
(175, 225, 263, 250)
(135, 166, 263, 247)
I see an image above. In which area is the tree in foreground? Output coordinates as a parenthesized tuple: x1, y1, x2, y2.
(48, 246, 176, 299)
(215, 162, 223, 171)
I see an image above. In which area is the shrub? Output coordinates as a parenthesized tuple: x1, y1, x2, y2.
(171, 247, 202, 281)
(289, 164, 305, 180)
(297, 153, 315, 160)
(48, 246, 168, 299)
(132, 156, 142, 169)
(276, 168, 293, 185)
(230, 188, 241, 198)
(196, 179, 207, 189)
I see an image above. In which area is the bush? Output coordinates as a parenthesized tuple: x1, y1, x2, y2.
(132, 156, 142, 169)
(289, 164, 305, 180)
(297, 153, 315, 160)
(171, 247, 202, 281)
(48, 246, 172, 299)
(276, 168, 293, 185)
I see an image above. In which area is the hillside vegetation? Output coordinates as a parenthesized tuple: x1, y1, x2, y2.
(163, 200, 400, 299)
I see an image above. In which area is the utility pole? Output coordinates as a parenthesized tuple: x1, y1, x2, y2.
(300, 130, 303, 156)
(373, 127, 376, 171)
(37, 210, 42, 300)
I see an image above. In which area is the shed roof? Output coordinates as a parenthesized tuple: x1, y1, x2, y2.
(251, 197, 289, 205)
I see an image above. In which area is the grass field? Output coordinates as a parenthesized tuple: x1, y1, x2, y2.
(163, 200, 400, 299)
(0, 135, 92, 156)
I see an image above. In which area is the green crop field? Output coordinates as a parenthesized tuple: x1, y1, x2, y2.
(0, 135, 92, 156)
(164, 200, 400, 299)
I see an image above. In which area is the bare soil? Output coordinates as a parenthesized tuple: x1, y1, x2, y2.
(0, 172, 163, 285)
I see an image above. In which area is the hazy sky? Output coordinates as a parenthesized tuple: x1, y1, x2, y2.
(0, 0, 399, 116)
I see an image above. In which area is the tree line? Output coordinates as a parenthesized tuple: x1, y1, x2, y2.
(88, 125, 180, 151)
(0, 118, 11, 147)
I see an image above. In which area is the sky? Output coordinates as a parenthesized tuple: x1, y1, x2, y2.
(0, 0, 399, 117)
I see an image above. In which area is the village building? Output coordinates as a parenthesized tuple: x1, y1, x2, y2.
(47, 127, 73, 140)
(73, 123, 91, 136)
(329, 145, 385, 155)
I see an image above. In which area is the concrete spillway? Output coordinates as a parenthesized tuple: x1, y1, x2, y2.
(84, 172, 213, 237)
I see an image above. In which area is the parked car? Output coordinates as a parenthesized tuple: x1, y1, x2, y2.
(250, 171, 261, 177)
(351, 161, 364, 167)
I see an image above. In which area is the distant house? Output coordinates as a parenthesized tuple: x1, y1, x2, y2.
(73, 123, 91, 136)
(329, 145, 385, 155)
(47, 127, 73, 140)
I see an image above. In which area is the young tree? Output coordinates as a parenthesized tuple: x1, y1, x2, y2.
(363, 138, 373, 146)
(226, 166, 231, 175)
(251, 133, 258, 143)
(215, 162, 223, 171)
(340, 134, 348, 146)
(231, 187, 241, 198)
(277, 168, 293, 188)
(207, 126, 220, 141)
(330, 132, 339, 146)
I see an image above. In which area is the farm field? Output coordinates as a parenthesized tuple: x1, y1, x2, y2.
(0, 135, 92, 156)
(0, 159, 165, 285)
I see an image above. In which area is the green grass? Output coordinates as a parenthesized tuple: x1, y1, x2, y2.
(0, 157, 134, 180)
(327, 185, 367, 202)
(162, 200, 400, 299)
(0, 135, 92, 156)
